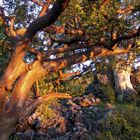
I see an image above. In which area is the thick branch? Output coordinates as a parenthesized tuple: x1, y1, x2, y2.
(42, 48, 130, 73)
(0, 41, 29, 91)
(9, 16, 16, 37)
(8, 61, 46, 110)
(24, 0, 70, 39)
(6, 47, 130, 111)
(111, 28, 140, 48)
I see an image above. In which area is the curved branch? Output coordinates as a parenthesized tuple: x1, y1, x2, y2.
(24, 0, 70, 39)
(7, 61, 46, 111)
(99, 0, 110, 9)
(111, 28, 140, 48)
(42, 48, 130, 73)
(31, 0, 44, 6)
(38, 0, 51, 17)
(6, 47, 130, 111)
(0, 42, 28, 91)
(117, 6, 134, 14)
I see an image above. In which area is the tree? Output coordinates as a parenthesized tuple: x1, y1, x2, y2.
(113, 52, 137, 102)
(0, 0, 139, 139)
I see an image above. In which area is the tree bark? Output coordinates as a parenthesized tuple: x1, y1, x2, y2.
(0, 0, 138, 138)
(0, 114, 17, 140)
(0, 1, 71, 139)
(113, 63, 136, 102)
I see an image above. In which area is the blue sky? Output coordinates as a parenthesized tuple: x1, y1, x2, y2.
(0, 0, 2, 5)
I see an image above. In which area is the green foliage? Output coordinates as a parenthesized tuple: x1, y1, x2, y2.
(99, 84, 116, 103)
(37, 71, 94, 97)
(35, 99, 57, 120)
(59, 0, 139, 48)
(0, 24, 11, 77)
(96, 105, 140, 140)
(135, 84, 140, 98)
(58, 73, 93, 97)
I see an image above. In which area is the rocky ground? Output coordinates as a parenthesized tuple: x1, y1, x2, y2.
(11, 93, 140, 140)
(11, 94, 112, 140)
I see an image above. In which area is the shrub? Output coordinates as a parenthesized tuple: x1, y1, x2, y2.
(96, 104, 140, 140)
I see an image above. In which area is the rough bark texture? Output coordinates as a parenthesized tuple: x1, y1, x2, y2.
(0, 0, 139, 139)
(0, 1, 71, 139)
(113, 63, 136, 102)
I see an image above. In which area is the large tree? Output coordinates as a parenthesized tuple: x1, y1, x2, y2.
(0, 0, 139, 139)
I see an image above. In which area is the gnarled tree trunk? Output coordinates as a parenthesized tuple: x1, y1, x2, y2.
(0, 1, 71, 139)
(0, 0, 139, 139)
(113, 61, 136, 102)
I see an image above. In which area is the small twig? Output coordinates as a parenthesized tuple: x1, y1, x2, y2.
(9, 16, 16, 37)
(38, 0, 51, 17)
(31, 0, 44, 6)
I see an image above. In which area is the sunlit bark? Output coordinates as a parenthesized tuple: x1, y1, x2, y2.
(0, 0, 139, 139)
(0, 0, 71, 139)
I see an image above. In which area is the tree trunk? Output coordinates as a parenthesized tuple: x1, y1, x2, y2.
(0, 115, 17, 140)
(113, 63, 136, 102)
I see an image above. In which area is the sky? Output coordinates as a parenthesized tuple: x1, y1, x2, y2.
(0, 0, 2, 6)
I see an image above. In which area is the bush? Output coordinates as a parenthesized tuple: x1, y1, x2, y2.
(96, 104, 140, 140)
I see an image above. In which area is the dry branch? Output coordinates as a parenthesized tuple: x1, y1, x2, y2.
(31, 0, 44, 6)
(38, 0, 51, 17)
(99, 0, 110, 9)
(117, 6, 134, 14)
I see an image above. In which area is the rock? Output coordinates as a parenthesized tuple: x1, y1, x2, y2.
(95, 98, 101, 104)
(24, 129, 35, 137)
(32, 113, 37, 119)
